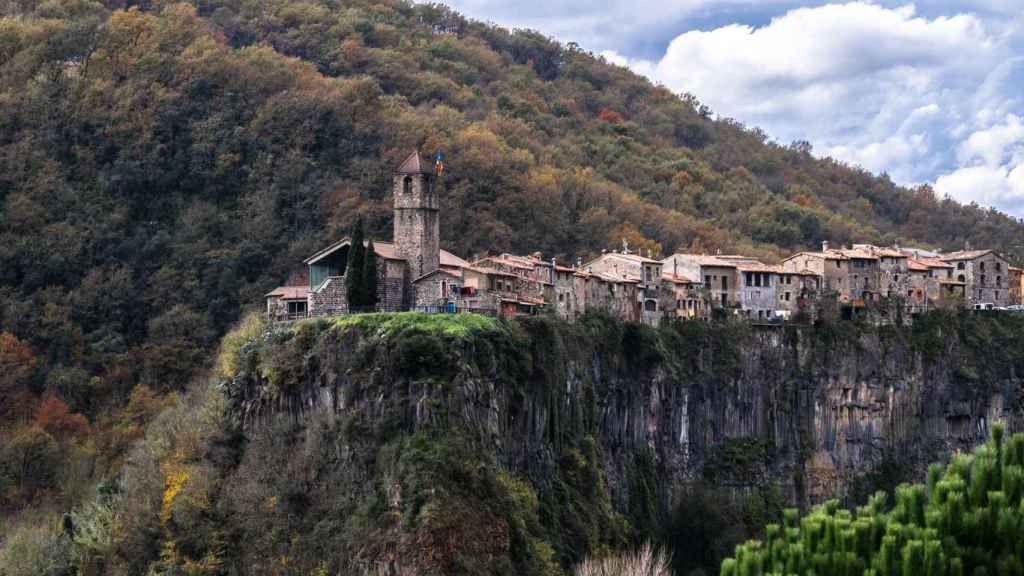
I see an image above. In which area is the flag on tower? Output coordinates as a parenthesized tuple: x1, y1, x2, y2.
(435, 150, 445, 178)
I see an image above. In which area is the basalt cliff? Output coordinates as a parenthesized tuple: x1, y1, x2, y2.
(182, 312, 1022, 574)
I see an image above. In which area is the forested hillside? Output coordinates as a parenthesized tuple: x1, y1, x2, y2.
(2, 0, 1024, 546)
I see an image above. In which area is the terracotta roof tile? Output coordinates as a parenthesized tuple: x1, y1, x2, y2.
(265, 286, 310, 299)
(304, 238, 468, 268)
(396, 150, 431, 175)
(941, 250, 995, 261)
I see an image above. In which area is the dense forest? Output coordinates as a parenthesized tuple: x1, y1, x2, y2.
(2, 0, 1024, 571)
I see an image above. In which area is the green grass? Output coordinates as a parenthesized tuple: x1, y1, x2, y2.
(329, 311, 502, 339)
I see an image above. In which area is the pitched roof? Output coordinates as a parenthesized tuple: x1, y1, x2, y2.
(586, 252, 661, 266)
(779, 269, 820, 277)
(304, 238, 469, 268)
(834, 248, 878, 260)
(265, 286, 310, 300)
(412, 268, 463, 283)
(783, 251, 849, 262)
(940, 249, 996, 261)
(851, 244, 906, 258)
(907, 259, 930, 272)
(735, 262, 783, 273)
(913, 256, 954, 269)
(463, 265, 518, 278)
(396, 150, 431, 175)
(663, 254, 740, 267)
(661, 272, 697, 284)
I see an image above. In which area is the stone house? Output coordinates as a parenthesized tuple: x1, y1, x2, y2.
(736, 262, 780, 320)
(265, 285, 311, 321)
(411, 268, 464, 308)
(940, 250, 1012, 307)
(783, 247, 850, 302)
(1011, 267, 1023, 305)
(582, 251, 663, 324)
(661, 254, 743, 310)
(268, 151, 472, 318)
(775, 270, 821, 319)
(836, 246, 881, 304)
(660, 272, 705, 319)
(852, 245, 909, 300)
(905, 254, 960, 311)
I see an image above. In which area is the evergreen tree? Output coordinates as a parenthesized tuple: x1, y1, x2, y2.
(346, 217, 366, 309)
(363, 239, 379, 310)
(720, 424, 1024, 576)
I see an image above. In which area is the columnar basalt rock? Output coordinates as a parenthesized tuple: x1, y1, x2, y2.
(234, 315, 1024, 514)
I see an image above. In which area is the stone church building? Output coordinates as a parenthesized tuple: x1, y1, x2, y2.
(265, 151, 468, 320)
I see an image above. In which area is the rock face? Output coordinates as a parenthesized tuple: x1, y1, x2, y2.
(233, 314, 1024, 513)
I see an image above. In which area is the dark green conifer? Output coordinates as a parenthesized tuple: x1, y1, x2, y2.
(362, 238, 379, 310)
(346, 217, 366, 309)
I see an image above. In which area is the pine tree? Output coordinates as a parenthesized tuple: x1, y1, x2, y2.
(720, 424, 1024, 576)
(362, 239, 379, 310)
(346, 217, 366, 310)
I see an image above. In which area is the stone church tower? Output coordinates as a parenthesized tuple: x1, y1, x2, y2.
(393, 151, 440, 278)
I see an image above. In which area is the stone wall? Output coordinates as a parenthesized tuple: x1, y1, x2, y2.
(309, 276, 347, 315)
(393, 172, 440, 279)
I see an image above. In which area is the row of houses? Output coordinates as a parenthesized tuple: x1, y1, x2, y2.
(266, 152, 1024, 323)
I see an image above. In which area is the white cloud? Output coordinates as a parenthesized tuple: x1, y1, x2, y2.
(438, 0, 1024, 216)
(608, 2, 1024, 215)
(935, 164, 1024, 213)
(957, 114, 1024, 166)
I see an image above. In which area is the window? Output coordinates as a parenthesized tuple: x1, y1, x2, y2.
(997, 276, 1002, 287)
(958, 262, 965, 270)
(287, 301, 307, 318)
(403, 176, 412, 195)
(982, 275, 986, 285)
(980, 262, 986, 272)
(996, 262, 1002, 272)
(784, 292, 791, 301)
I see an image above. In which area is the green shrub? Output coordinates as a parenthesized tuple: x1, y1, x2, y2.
(720, 424, 1024, 576)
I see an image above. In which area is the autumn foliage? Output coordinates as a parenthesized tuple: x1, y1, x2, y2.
(33, 396, 91, 440)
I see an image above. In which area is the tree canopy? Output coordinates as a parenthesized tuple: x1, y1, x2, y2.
(2, 0, 1024, 526)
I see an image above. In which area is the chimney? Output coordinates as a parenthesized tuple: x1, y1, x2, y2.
(822, 240, 830, 252)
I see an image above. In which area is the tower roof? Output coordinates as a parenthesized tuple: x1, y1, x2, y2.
(395, 150, 432, 175)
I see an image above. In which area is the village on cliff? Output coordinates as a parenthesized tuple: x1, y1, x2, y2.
(267, 152, 1024, 324)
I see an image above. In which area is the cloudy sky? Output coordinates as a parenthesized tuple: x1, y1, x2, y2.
(440, 0, 1024, 218)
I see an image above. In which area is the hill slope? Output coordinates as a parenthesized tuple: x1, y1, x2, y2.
(2, 0, 1024, 531)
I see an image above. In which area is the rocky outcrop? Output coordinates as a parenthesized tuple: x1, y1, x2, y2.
(230, 313, 1024, 512)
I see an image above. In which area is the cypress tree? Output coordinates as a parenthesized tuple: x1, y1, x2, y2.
(346, 217, 366, 309)
(363, 238, 379, 310)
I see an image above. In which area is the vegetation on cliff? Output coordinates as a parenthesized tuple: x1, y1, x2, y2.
(722, 425, 1024, 576)
(4, 0, 1024, 544)
(5, 310, 1022, 575)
